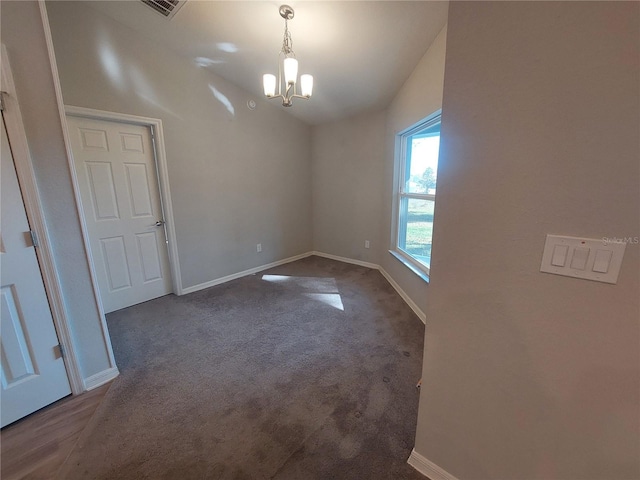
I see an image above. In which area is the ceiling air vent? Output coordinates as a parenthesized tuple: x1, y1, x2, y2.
(141, 0, 185, 20)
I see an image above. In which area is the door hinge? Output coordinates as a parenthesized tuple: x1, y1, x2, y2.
(29, 230, 39, 248)
(55, 343, 65, 359)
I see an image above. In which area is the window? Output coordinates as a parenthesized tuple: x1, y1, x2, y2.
(393, 113, 441, 278)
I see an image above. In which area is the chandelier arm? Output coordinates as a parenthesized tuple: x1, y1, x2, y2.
(284, 82, 295, 106)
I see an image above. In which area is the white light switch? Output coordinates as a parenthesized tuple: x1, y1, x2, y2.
(551, 245, 569, 267)
(540, 234, 626, 284)
(592, 249, 612, 273)
(570, 247, 590, 270)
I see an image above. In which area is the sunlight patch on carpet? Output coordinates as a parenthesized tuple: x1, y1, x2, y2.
(262, 275, 344, 310)
(303, 293, 344, 311)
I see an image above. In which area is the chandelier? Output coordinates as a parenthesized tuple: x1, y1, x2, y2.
(263, 5, 313, 107)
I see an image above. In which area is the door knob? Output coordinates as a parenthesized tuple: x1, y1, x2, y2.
(154, 220, 165, 227)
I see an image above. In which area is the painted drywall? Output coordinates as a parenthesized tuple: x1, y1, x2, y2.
(1, 1, 113, 379)
(45, 1, 312, 290)
(414, 2, 640, 479)
(309, 24, 447, 317)
(311, 111, 386, 263)
(380, 25, 448, 315)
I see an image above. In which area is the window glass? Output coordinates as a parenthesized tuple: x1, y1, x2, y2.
(398, 198, 435, 269)
(394, 114, 440, 276)
(404, 134, 440, 194)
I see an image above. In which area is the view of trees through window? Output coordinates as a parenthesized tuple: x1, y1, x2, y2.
(397, 118, 440, 272)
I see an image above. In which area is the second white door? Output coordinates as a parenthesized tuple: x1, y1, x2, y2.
(67, 116, 172, 313)
(1, 114, 71, 427)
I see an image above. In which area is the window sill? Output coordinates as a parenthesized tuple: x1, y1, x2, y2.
(388, 250, 430, 284)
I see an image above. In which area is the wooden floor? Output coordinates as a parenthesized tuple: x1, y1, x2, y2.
(1, 383, 111, 480)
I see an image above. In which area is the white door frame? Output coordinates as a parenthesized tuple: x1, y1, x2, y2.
(1, 45, 84, 394)
(64, 106, 183, 299)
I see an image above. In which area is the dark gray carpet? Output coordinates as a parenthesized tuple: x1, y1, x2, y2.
(58, 256, 426, 479)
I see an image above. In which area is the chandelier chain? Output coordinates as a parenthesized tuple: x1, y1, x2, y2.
(281, 19, 295, 57)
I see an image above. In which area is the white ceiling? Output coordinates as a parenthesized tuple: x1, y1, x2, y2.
(85, 1, 449, 125)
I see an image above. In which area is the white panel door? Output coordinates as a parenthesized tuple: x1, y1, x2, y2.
(66, 116, 172, 313)
(1, 117, 71, 427)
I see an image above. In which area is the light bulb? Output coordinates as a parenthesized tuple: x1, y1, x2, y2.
(300, 74, 313, 97)
(263, 74, 276, 97)
(283, 58, 298, 85)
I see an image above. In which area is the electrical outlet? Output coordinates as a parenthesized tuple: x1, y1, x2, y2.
(364, 240, 370, 249)
(257, 243, 262, 253)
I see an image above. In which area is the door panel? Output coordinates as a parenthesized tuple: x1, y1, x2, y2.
(1, 285, 37, 383)
(124, 163, 153, 216)
(1, 117, 71, 427)
(101, 236, 132, 291)
(67, 116, 172, 313)
(86, 162, 119, 220)
(136, 232, 163, 282)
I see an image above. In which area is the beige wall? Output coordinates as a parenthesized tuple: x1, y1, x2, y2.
(309, 25, 447, 317)
(414, 2, 640, 479)
(310, 25, 447, 313)
(311, 110, 386, 264)
(1, 1, 112, 378)
(45, 1, 312, 290)
(381, 25, 448, 315)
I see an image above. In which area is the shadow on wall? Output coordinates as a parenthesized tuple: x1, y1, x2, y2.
(423, 291, 558, 478)
(561, 366, 640, 475)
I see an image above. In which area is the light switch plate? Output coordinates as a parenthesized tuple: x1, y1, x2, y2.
(540, 234, 626, 284)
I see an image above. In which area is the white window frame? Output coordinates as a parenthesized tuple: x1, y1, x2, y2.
(391, 111, 441, 280)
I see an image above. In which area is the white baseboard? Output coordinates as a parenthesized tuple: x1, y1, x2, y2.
(83, 367, 119, 391)
(310, 251, 380, 270)
(180, 250, 425, 325)
(408, 449, 458, 480)
(181, 252, 313, 295)
(378, 267, 426, 323)
(312, 251, 426, 323)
